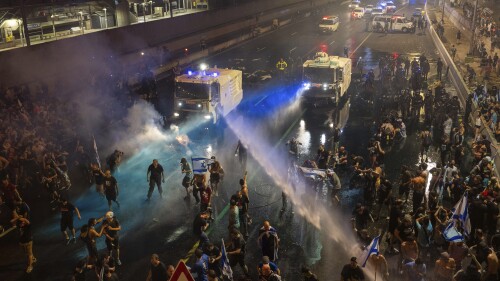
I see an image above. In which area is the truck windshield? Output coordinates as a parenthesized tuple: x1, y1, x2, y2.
(175, 83, 210, 99)
(303, 67, 335, 84)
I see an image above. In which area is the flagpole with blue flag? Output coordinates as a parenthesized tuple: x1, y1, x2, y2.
(191, 157, 210, 174)
(359, 236, 380, 268)
(221, 239, 233, 280)
(443, 192, 471, 242)
(93, 135, 101, 169)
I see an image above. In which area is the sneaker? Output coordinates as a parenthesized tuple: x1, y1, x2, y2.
(26, 266, 33, 273)
(116, 259, 122, 266)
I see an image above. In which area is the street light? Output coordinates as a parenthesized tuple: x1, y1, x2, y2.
(16, 19, 23, 47)
(79, 11, 84, 34)
(50, 14, 56, 39)
(103, 8, 108, 29)
(142, 3, 146, 22)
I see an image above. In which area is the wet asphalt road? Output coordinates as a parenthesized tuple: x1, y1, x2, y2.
(0, 1, 455, 281)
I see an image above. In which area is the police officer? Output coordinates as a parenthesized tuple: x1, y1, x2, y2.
(276, 58, 288, 80)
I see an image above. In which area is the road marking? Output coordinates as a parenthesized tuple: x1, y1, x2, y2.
(182, 108, 308, 262)
(255, 95, 268, 106)
(329, 40, 335, 46)
(291, 32, 298, 36)
(341, 0, 351, 5)
(289, 47, 297, 53)
(349, 32, 372, 58)
(257, 47, 266, 52)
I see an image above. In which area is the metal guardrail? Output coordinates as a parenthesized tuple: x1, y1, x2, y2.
(424, 3, 500, 176)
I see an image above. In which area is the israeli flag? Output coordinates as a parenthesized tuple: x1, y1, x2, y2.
(191, 157, 210, 174)
(359, 236, 380, 267)
(221, 239, 233, 280)
(443, 192, 471, 242)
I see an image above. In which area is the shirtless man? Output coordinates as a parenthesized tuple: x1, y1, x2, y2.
(485, 248, 499, 281)
(368, 254, 389, 281)
(401, 236, 419, 273)
(434, 252, 455, 281)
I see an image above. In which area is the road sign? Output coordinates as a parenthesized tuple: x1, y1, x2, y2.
(169, 260, 195, 281)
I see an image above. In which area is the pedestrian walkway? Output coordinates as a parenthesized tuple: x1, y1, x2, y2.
(427, 3, 500, 87)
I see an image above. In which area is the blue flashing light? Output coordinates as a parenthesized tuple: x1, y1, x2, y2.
(212, 73, 218, 77)
(188, 71, 193, 76)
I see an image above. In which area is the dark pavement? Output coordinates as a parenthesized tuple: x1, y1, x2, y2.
(0, 1, 461, 281)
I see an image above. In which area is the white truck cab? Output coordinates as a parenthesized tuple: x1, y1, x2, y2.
(302, 52, 352, 104)
(173, 67, 243, 124)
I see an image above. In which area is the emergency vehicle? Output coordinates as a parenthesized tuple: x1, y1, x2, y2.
(173, 65, 243, 124)
(302, 52, 352, 104)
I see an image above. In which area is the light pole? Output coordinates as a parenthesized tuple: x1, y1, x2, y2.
(149, 1, 153, 16)
(103, 8, 108, 29)
(79, 11, 84, 34)
(17, 19, 24, 47)
(468, 0, 479, 55)
(142, 2, 147, 22)
(50, 14, 57, 39)
(441, 0, 445, 23)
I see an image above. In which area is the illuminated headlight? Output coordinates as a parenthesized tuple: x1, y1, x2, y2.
(329, 123, 334, 128)
(323, 83, 328, 90)
(174, 112, 180, 117)
(303, 82, 311, 89)
(197, 104, 202, 108)
(204, 114, 211, 120)
(178, 102, 183, 107)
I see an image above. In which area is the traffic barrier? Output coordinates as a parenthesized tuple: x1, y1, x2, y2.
(424, 4, 500, 176)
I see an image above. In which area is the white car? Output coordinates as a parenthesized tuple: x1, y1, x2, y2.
(365, 5, 374, 13)
(371, 8, 385, 16)
(351, 7, 365, 19)
(385, 1, 396, 13)
(349, 0, 361, 9)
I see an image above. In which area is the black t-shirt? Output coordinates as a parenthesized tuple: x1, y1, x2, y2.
(148, 164, 164, 179)
(93, 169, 104, 184)
(205, 246, 221, 260)
(103, 177, 118, 194)
(341, 264, 364, 281)
(193, 214, 207, 236)
(397, 223, 415, 241)
(151, 262, 168, 281)
(17, 220, 32, 243)
(231, 235, 246, 255)
(60, 202, 75, 220)
(103, 219, 120, 237)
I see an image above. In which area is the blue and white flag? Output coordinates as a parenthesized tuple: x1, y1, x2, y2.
(191, 157, 210, 174)
(444, 192, 471, 242)
(221, 239, 233, 280)
(93, 135, 101, 169)
(359, 236, 380, 267)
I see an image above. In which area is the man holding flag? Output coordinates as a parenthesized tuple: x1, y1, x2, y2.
(220, 239, 233, 280)
(341, 235, 379, 281)
(443, 192, 471, 242)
